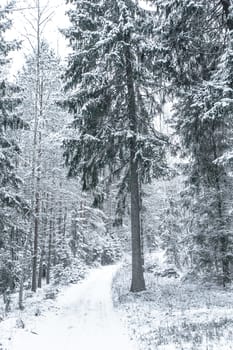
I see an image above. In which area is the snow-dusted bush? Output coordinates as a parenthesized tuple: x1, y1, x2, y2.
(51, 258, 87, 285)
(0, 252, 20, 295)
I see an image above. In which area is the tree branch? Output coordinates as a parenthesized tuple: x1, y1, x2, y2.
(220, 0, 233, 29)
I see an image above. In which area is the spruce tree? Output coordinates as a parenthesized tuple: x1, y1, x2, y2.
(156, 0, 233, 284)
(63, 0, 167, 292)
(0, 1, 27, 297)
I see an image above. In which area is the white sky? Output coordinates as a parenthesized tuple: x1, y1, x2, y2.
(3, 0, 154, 79)
(3, 0, 70, 78)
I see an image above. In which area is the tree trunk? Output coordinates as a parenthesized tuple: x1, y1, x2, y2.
(32, 128, 42, 292)
(32, 105, 42, 292)
(32, 189, 39, 292)
(46, 201, 53, 285)
(18, 232, 30, 310)
(212, 125, 229, 286)
(31, 0, 41, 292)
(18, 276, 24, 310)
(125, 35, 145, 292)
(63, 207, 67, 236)
(38, 249, 44, 288)
(220, 6, 233, 285)
(38, 192, 49, 287)
(129, 153, 146, 292)
(70, 210, 77, 258)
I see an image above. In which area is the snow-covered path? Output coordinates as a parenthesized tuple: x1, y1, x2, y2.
(9, 265, 137, 350)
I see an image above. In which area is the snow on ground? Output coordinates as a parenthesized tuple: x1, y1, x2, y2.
(0, 285, 60, 350)
(113, 255, 233, 350)
(1, 265, 137, 350)
(4, 251, 233, 350)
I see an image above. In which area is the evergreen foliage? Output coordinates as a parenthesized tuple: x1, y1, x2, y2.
(63, 0, 166, 190)
(0, 1, 25, 227)
(0, 1, 28, 296)
(2, 0, 233, 317)
(62, 0, 167, 292)
(155, 0, 233, 284)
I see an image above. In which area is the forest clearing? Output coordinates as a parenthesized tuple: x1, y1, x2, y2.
(1, 0, 233, 349)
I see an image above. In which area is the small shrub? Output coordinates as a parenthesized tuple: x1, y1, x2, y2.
(16, 318, 25, 329)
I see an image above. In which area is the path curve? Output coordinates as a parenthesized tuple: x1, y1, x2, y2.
(10, 265, 137, 350)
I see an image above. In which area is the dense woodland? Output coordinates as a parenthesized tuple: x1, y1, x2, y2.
(1, 0, 233, 313)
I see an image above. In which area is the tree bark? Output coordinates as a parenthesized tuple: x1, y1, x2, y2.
(212, 125, 229, 286)
(46, 198, 53, 285)
(38, 249, 44, 288)
(18, 230, 30, 310)
(31, 0, 41, 293)
(129, 153, 146, 292)
(71, 210, 77, 258)
(32, 189, 39, 292)
(125, 36, 146, 292)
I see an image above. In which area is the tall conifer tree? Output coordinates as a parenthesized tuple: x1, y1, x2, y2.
(63, 0, 166, 291)
(155, 0, 233, 284)
(0, 1, 27, 295)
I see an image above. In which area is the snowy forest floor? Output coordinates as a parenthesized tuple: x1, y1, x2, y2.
(0, 264, 136, 350)
(2, 256, 233, 350)
(113, 254, 233, 350)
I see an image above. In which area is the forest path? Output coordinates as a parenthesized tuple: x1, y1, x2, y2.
(10, 265, 137, 350)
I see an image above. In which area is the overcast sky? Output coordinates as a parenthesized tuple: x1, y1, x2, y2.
(3, 0, 154, 79)
(3, 0, 70, 78)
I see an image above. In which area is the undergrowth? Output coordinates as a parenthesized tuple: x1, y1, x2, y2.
(112, 265, 233, 349)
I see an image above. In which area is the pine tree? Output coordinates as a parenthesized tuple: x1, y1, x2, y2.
(63, 0, 167, 292)
(16, 38, 115, 299)
(156, 0, 233, 284)
(0, 1, 28, 300)
(17, 40, 72, 295)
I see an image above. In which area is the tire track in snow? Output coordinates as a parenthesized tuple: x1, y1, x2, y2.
(9, 265, 137, 350)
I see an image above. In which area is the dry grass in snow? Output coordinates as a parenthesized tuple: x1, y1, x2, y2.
(112, 261, 233, 350)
